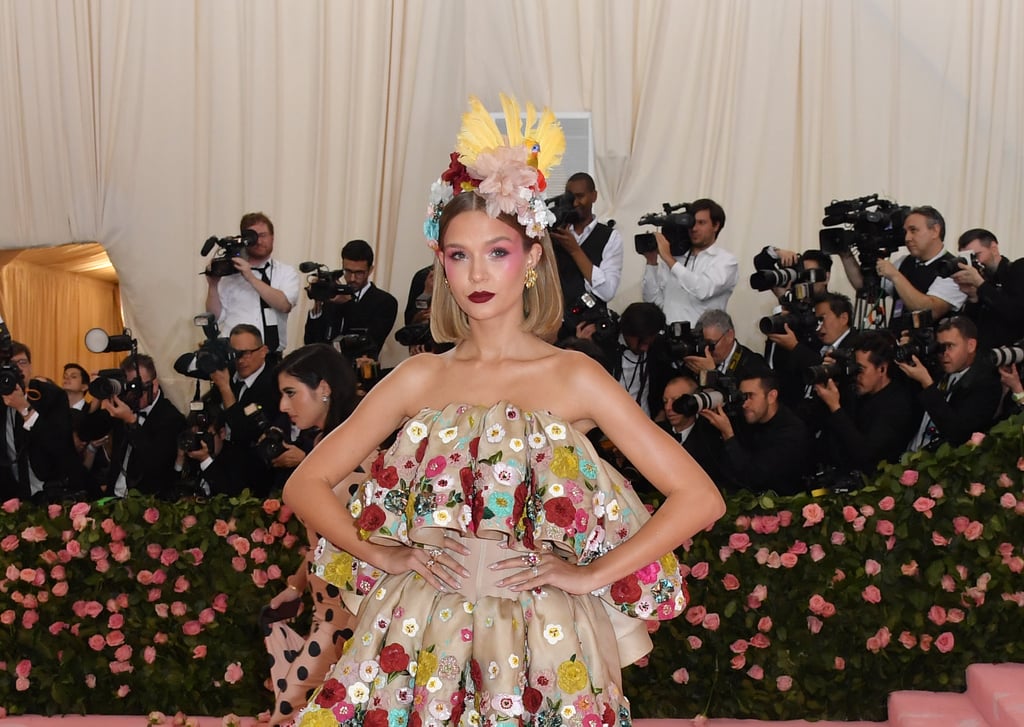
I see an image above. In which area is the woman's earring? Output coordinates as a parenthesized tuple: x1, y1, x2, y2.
(321, 395, 329, 403)
(524, 268, 538, 290)
(443, 276, 450, 288)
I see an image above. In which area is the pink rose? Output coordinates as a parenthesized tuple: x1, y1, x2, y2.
(862, 585, 882, 604)
(802, 503, 825, 526)
(105, 630, 124, 647)
(935, 632, 955, 653)
(852, 516, 865, 532)
(159, 549, 179, 566)
(143, 508, 160, 524)
(182, 620, 202, 636)
(266, 564, 282, 580)
(251, 569, 269, 588)
(912, 497, 936, 514)
(865, 559, 881, 576)
(788, 540, 808, 555)
(757, 616, 773, 633)
(776, 675, 793, 692)
(185, 547, 204, 566)
(117, 684, 130, 698)
(722, 573, 740, 591)
(51, 582, 69, 597)
(751, 584, 768, 602)
(754, 547, 770, 565)
(213, 519, 231, 537)
(154, 604, 169, 618)
(729, 639, 749, 654)
(730, 654, 746, 670)
(114, 644, 132, 662)
(878, 496, 895, 511)
(876, 519, 894, 536)
(719, 546, 734, 562)
(899, 469, 919, 486)
(898, 631, 917, 649)
(920, 634, 934, 652)
(250, 547, 267, 565)
(750, 633, 771, 649)
(65, 540, 81, 557)
(672, 668, 690, 684)
(831, 531, 846, 545)
(212, 593, 228, 613)
(968, 482, 985, 497)
(932, 532, 950, 547)
(969, 431, 986, 446)
(170, 601, 187, 617)
(174, 576, 190, 593)
(690, 561, 710, 580)
(779, 553, 798, 568)
(809, 594, 826, 615)
(2, 498, 21, 513)
(734, 515, 751, 530)
(778, 510, 793, 527)
(231, 556, 246, 572)
(108, 613, 124, 629)
(1001, 493, 1018, 509)
(15, 677, 29, 692)
(964, 521, 984, 541)
(842, 505, 857, 522)
(1, 535, 19, 552)
(834, 657, 845, 670)
(88, 634, 105, 651)
(1000, 472, 1015, 488)
(928, 605, 947, 625)
(860, 504, 875, 518)
(728, 532, 751, 551)
(928, 484, 944, 499)
(941, 574, 956, 592)
(810, 544, 826, 562)
(866, 636, 882, 653)
(181, 514, 197, 530)
(198, 608, 215, 625)
(15, 659, 31, 678)
(685, 605, 706, 625)
(150, 569, 166, 585)
(687, 635, 702, 650)
(224, 662, 243, 684)
(947, 608, 965, 623)
(747, 665, 764, 680)
(702, 613, 721, 631)
(192, 645, 207, 659)
(901, 560, 919, 576)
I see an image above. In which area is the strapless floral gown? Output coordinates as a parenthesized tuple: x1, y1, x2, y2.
(292, 402, 687, 727)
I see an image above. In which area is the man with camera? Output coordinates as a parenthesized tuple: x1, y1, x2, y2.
(97, 354, 186, 498)
(838, 205, 966, 323)
(660, 375, 726, 487)
(1, 341, 85, 501)
(952, 228, 1024, 351)
(899, 316, 1001, 452)
(684, 309, 768, 381)
(600, 302, 674, 419)
(641, 198, 738, 326)
(549, 173, 623, 335)
(303, 239, 398, 359)
(205, 212, 300, 353)
(700, 369, 814, 495)
(814, 330, 918, 475)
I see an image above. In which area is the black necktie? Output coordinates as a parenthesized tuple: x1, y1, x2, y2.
(253, 264, 280, 351)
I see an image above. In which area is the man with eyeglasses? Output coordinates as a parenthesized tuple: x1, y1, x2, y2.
(303, 239, 398, 359)
(684, 309, 767, 381)
(899, 316, 1001, 452)
(206, 212, 300, 352)
(0, 340, 85, 501)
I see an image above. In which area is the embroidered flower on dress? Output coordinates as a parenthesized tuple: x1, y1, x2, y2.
(438, 426, 458, 443)
(488, 661, 500, 679)
(432, 510, 452, 526)
(349, 500, 363, 518)
(508, 653, 521, 668)
(401, 618, 419, 637)
(543, 624, 565, 644)
(490, 693, 524, 716)
(486, 423, 505, 442)
(434, 475, 453, 492)
(349, 682, 370, 704)
(406, 421, 428, 443)
(509, 437, 525, 452)
(528, 433, 547, 449)
(544, 422, 567, 440)
(606, 500, 621, 521)
(428, 699, 452, 720)
(505, 404, 519, 420)
(491, 462, 523, 486)
(548, 483, 564, 497)
(425, 676, 443, 693)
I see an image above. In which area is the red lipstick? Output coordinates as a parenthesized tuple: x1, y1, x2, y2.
(468, 291, 495, 303)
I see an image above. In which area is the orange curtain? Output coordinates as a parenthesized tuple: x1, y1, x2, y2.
(0, 243, 124, 382)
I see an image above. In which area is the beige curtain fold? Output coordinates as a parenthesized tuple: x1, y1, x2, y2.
(1, 0, 1023, 406)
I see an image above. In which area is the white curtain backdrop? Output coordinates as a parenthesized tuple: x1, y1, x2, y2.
(1, 0, 1023, 405)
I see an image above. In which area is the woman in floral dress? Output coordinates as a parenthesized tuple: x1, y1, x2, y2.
(282, 96, 725, 727)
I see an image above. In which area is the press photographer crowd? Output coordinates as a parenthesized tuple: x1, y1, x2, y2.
(3, 189, 1024, 505)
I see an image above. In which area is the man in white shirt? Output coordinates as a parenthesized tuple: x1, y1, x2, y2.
(641, 198, 738, 326)
(205, 212, 300, 352)
(550, 173, 623, 337)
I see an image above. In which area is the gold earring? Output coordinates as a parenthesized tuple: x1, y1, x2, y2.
(443, 276, 450, 288)
(524, 268, 538, 289)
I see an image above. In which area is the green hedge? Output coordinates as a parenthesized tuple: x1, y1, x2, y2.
(1, 415, 1022, 720)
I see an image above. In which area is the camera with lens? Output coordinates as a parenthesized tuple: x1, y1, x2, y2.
(804, 348, 861, 386)
(989, 339, 1024, 368)
(565, 293, 620, 347)
(201, 228, 259, 278)
(394, 322, 435, 348)
(892, 309, 938, 366)
(0, 316, 21, 397)
(635, 202, 695, 257)
(805, 466, 863, 494)
(88, 368, 147, 405)
(674, 370, 743, 417)
(662, 321, 706, 360)
(332, 329, 377, 360)
(299, 261, 355, 302)
(818, 194, 909, 293)
(177, 401, 217, 453)
(243, 403, 287, 463)
(173, 314, 235, 381)
(749, 249, 830, 293)
(546, 191, 583, 229)
(758, 292, 819, 341)
(931, 250, 986, 279)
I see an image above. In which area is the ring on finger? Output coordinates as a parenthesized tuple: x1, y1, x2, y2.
(426, 559, 435, 569)
(427, 546, 443, 558)
(525, 552, 540, 567)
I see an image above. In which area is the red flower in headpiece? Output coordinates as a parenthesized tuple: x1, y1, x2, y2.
(441, 152, 476, 191)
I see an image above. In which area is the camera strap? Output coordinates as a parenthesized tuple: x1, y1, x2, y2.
(254, 263, 281, 351)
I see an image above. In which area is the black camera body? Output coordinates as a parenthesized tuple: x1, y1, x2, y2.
(174, 315, 235, 381)
(674, 370, 743, 417)
(931, 250, 986, 279)
(394, 322, 434, 348)
(891, 309, 938, 367)
(0, 317, 21, 396)
(804, 348, 861, 386)
(546, 191, 583, 229)
(201, 228, 259, 278)
(299, 261, 355, 302)
(750, 258, 828, 293)
(806, 466, 863, 494)
(332, 329, 377, 360)
(565, 293, 620, 347)
(759, 293, 819, 340)
(818, 194, 908, 294)
(243, 403, 287, 464)
(636, 202, 694, 257)
(663, 321, 706, 360)
(88, 368, 146, 406)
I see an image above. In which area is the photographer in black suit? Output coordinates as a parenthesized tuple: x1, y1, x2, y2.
(683, 309, 768, 381)
(900, 316, 1001, 452)
(303, 239, 398, 358)
(660, 375, 725, 487)
(952, 228, 1024, 351)
(1, 341, 85, 501)
(97, 354, 186, 498)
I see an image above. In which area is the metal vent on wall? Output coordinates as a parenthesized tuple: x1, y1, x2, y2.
(494, 112, 593, 194)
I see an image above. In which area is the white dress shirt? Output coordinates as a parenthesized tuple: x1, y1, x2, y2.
(216, 259, 300, 350)
(570, 218, 624, 302)
(642, 243, 739, 325)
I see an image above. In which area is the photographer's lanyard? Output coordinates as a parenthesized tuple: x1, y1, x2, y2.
(621, 350, 649, 410)
(254, 263, 280, 351)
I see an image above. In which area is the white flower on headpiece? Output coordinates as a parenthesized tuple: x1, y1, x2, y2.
(429, 179, 455, 207)
(467, 146, 539, 219)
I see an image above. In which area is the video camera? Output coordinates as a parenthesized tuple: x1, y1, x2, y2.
(201, 228, 259, 278)
(173, 314, 235, 381)
(299, 261, 355, 302)
(546, 191, 583, 229)
(635, 202, 695, 257)
(892, 309, 938, 367)
(0, 316, 22, 396)
(818, 194, 909, 294)
(673, 370, 743, 417)
(804, 348, 861, 386)
(565, 293, 620, 347)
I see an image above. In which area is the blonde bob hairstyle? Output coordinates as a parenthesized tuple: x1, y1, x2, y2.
(429, 191, 563, 343)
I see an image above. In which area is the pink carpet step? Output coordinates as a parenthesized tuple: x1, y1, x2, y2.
(967, 663, 1024, 727)
(888, 690, 989, 727)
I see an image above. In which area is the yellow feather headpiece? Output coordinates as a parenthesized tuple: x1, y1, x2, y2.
(424, 94, 565, 247)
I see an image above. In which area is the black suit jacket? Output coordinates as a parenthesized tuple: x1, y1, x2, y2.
(104, 393, 186, 496)
(918, 362, 1002, 449)
(960, 256, 1024, 351)
(721, 404, 814, 495)
(660, 419, 726, 488)
(206, 364, 282, 446)
(304, 283, 398, 357)
(0, 379, 84, 500)
(822, 379, 918, 474)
